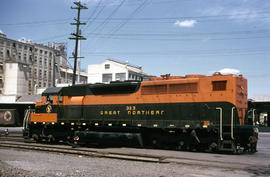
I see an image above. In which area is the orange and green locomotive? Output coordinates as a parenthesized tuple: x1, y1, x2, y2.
(24, 73, 258, 153)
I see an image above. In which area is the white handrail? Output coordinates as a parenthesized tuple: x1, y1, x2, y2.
(231, 107, 235, 139)
(252, 109, 256, 126)
(216, 107, 223, 141)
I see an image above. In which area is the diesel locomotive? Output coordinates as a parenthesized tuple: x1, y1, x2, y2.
(23, 73, 258, 153)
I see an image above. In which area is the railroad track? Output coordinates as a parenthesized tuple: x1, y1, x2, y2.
(1, 132, 164, 163)
(0, 137, 165, 163)
(0, 132, 27, 142)
(1, 132, 268, 172)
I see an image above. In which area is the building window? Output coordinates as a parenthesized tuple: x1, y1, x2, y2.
(40, 50, 43, 54)
(39, 57, 42, 65)
(18, 52, 21, 60)
(39, 70, 42, 77)
(44, 58, 47, 66)
(102, 74, 112, 83)
(105, 64, 110, 69)
(116, 73, 126, 81)
(6, 50, 10, 57)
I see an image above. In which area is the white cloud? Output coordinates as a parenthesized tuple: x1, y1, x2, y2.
(0, 29, 3, 34)
(218, 68, 240, 75)
(174, 20, 197, 28)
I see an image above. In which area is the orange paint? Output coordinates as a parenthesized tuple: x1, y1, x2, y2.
(36, 74, 248, 125)
(30, 113, 57, 123)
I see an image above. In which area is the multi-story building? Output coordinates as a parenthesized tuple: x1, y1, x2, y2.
(0, 32, 86, 99)
(88, 59, 153, 84)
(0, 33, 35, 97)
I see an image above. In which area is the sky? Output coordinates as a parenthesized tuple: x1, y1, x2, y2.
(0, 0, 270, 97)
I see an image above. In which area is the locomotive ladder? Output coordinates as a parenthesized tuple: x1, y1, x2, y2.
(23, 108, 31, 136)
(216, 107, 236, 152)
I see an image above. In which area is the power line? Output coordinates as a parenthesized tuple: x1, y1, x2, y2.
(88, 0, 126, 34)
(1, 10, 269, 26)
(84, 50, 270, 57)
(85, 0, 150, 53)
(82, 0, 126, 51)
(109, 0, 150, 36)
(92, 35, 270, 41)
(85, 28, 270, 37)
(82, 0, 104, 31)
(29, 27, 270, 44)
(0, 18, 70, 26)
(78, 10, 270, 21)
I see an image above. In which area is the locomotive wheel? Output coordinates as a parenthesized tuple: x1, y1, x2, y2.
(66, 136, 73, 145)
(250, 143, 257, 153)
(208, 142, 218, 152)
(177, 141, 185, 150)
(151, 138, 160, 148)
(32, 134, 40, 142)
(47, 134, 55, 144)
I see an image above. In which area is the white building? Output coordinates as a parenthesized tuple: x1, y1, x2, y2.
(88, 59, 153, 84)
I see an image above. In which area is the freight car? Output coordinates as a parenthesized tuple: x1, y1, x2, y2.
(0, 102, 35, 126)
(23, 73, 258, 153)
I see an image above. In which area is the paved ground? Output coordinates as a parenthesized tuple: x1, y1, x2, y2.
(0, 131, 269, 177)
(0, 149, 251, 177)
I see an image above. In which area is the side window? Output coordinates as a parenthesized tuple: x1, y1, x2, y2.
(58, 95, 63, 103)
(212, 81, 227, 91)
(46, 95, 53, 104)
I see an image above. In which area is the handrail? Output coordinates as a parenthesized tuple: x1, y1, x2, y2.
(252, 109, 256, 126)
(231, 107, 235, 139)
(216, 107, 223, 141)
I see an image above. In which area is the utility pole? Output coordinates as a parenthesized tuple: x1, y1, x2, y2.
(78, 30, 81, 84)
(69, 1, 87, 85)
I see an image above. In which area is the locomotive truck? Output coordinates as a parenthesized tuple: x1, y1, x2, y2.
(23, 73, 258, 153)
